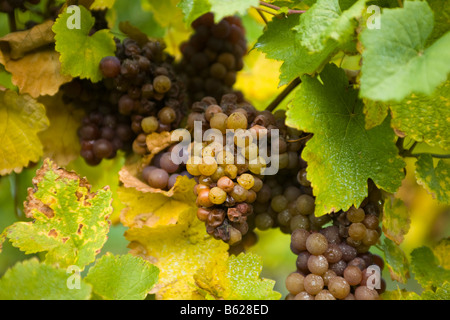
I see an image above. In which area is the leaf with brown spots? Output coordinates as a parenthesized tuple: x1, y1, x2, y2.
(0, 159, 113, 270)
(382, 195, 411, 245)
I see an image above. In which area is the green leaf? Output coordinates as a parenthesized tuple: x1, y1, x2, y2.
(382, 195, 411, 245)
(383, 238, 410, 284)
(433, 238, 450, 269)
(286, 63, 405, 216)
(90, 0, 115, 9)
(382, 287, 421, 300)
(411, 245, 450, 288)
(178, 0, 258, 26)
(0, 89, 49, 176)
(0, 258, 91, 300)
(426, 0, 450, 46)
(85, 253, 159, 300)
(294, 0, 366, 53)
(360, 0, 450, 102)
(390, 79, 450, 151)
(255, 14, 338, 86)
(178, 0, 211, 26)
(415, 154, 450, 205)
(209, 0, 259, 22)
(1, 159, 113, 270)
(362, 98, 389, 130)
(226, 253, 281, 300)
(421, 282, 450, 300)
(53, 5, 116, 82)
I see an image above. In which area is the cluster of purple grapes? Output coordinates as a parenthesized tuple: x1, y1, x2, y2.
(100, 37, 186, 156)
(177, 13, 247, 104)
(62, 79, 135, 166)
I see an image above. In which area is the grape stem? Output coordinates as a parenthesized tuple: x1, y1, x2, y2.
(259, 1, 306, 15)
(409, 153, 450, 159)
(265, 77, 302, 112)
(254, 7, 267, 25)
(8, 11, 16, 32)
(399, 140, 450, 159)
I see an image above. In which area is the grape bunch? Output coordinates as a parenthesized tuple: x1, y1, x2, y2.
(177, 13, 247, 103)
(184, 93, 315, 248)
(62, 79, 135, 166)
(100, 37, 186, 156)
(0, 0, 40, 13)
(330, 181, 383, 254)
(286, 227, 386, 300)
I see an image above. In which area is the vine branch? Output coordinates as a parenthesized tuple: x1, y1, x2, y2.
(8, 11, 16, 32)
(259, 1, 306, 15)
(265, 77, 302, 112)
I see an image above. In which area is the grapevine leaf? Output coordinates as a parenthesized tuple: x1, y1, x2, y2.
(362, 98, 389, 130)
(90, 0, 115, 10)
(294, 0, 367, 53)
(0, 49, 73, 98)
(178, 0, 258, 26)
(382, 195, 411, 245)
(411, 245, 450, 288)
(85, 253, 159, 300)
(360, 1, 450, 102)
(383, 238, 410, 284)
(0, 21, 72, 97)
(1, 159, 113, 270)
(426, 0, 450, 46)
(0, 20, 55, 60)
(433, 238, 450, 269)
(53, 5, 116, 82)
(382, 287, 421, 300)
(390, 79, 450, 151)
(119, 186, 230, 300)
(421, 282, 450, 300)
(38, 93, 84, 166)
(286, 63, 405, 216)
(178, 0, 212, 26)
(415, 154, 450, 205)
(209, 0, 259, 22)
(194, 252, 281, 300)
(0, 89, 49, 176)
(0, 258, 92, 300)
(119, 164, 197, 203)
(255, 14, 338, 86)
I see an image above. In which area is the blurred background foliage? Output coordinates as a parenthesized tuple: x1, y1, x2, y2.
(0, 0, 448, 299)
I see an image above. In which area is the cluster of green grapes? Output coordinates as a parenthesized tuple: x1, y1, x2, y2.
(283, 183, 386, 300)
(177, 13, 247, 103)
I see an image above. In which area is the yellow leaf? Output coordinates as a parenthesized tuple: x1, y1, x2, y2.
(119, 186, 229, 300)
(0, 89, 49, 175)
(38, 93, 84, 166)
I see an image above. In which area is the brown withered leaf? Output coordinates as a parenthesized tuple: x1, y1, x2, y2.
(0, 21, 72, 97)
(119, 163, 196, 204)
(0, 20, 55, 60)
(0, 48, 72, 98)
